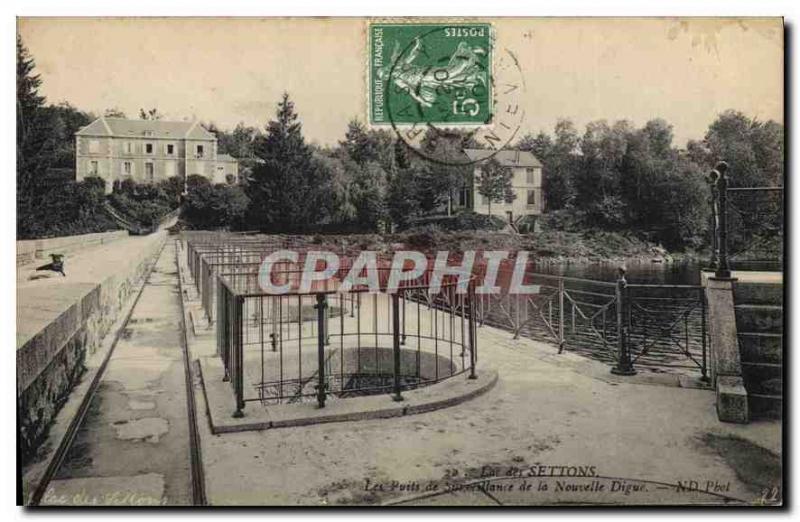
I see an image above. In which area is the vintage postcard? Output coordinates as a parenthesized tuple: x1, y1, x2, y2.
(16, 17, 784, 507)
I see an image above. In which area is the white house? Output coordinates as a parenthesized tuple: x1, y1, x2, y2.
(75, 117, 239, 193)
(457, 149, 544, 226)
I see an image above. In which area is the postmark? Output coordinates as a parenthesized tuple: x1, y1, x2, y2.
(369, 21, 525, 166)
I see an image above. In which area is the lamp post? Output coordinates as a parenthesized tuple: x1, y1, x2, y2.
(611, 266, 637, 376)
(713, 161, 731, 279)
(708, 169, 719, 270)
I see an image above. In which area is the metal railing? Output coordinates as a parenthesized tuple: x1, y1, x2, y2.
(216, 264, 478, 417)
(186, 234, 710, 407)
(473, 266, 708, 378)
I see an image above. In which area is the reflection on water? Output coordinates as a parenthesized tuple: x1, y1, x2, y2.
(531, 260, 705, 285)
(531, 259, 782, 286)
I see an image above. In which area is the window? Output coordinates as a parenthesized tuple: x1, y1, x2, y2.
(145, 143, 154, 154)
(196, 145, 204, 158)
(458, 188, 468, 207)
(89, 140, 100, 153)
(526, 167, 535, 184)
(166, 143, 175, 155)
(123, 161, 132, 176)
(165, 161, 176, 178)
(89, 160, 98, 175)
(527, 189, 537, 207)
(145, 162, 154, 182)
(123, 141, 133, 154)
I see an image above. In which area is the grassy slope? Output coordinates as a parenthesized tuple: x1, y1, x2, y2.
(302, 227, 671, 263)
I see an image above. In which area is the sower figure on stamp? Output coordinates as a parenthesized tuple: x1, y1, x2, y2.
(379, 37, 488, 109)
(36, 253, 66, 277)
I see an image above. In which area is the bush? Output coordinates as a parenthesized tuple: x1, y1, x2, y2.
(109, 177, 180, 228)
(182, 175, 249, 230)
(401, 211, 506, 232)
(20, 176, 118, 239)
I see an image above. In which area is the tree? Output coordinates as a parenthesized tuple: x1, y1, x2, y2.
(341, 119, 380, 166)
(214, 122, 260, 158)
(475, 158, 515, 216)
(574, 120, 631, 225)
(386, 164, 423, 228)
(158, 176, 185, 206)
(703, 110, 783, 187)
(245, 93, 331, 231)
(418, 129, 475, 215)
(45, 102, 94, 168)
(104, 107, 127, 118)
(349, 159, 388, 231)
(517, 119, 580, 211)
(316, 152, 357, 224)
(139, 107, 162, 120)
(17, 36, 59, 238)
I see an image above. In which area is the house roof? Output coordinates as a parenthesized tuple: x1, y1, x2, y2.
(463, 148, 543, 168)
(76, 117, 215, 140)
(217, 153, 237, 163)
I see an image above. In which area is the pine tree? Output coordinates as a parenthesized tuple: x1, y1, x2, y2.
(246, 93, 330, 231)
(341, 119, 379, 166)
(17, 36, 57, 237)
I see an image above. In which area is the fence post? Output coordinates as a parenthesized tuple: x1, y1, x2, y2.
(558, 277, 565, 353)
(220, 282, 229, 382)
(611, 267, 637, 376)
(468, 283, 477, 379)
(271, 296, 278, 352)
(392, 292, 404, 402)
(315, 293, 328, 408)
(700, 287, 709, 383)
(714, 161, 731, 278)
(233, 296, 245, 417)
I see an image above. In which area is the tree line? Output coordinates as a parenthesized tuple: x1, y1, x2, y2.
(17, 37, 180, 238)
(17, 35, 783, 254)
(202, 93, 781, 251)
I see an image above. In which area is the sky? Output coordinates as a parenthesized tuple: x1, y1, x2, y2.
(18, 17, 783, 147)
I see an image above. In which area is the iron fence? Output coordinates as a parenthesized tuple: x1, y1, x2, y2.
(216, 264, 478, 417)
(473, 268, 707, 377)
(186, 234, 711, 411)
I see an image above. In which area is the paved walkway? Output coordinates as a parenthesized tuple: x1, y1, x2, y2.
(42, 241, 193, 506)
(17, 232, 165, 350)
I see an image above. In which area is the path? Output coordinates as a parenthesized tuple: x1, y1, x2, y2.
(193, 297, 782, 506)
(41, 241, 193, 506)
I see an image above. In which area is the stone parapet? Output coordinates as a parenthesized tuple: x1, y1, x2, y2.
(17, 230, 127, 267)
(17, 232, 166, 461)
(705, 277, 749, 423)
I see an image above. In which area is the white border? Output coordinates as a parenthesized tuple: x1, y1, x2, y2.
(5, 2, 796, 521)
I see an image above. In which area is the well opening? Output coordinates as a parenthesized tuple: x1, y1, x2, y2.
(184, 241, 479, 417)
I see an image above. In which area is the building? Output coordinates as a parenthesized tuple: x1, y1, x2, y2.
(457, 149, 544, 226)
(74, 117, 239, 193)
(214, 154, 240, 185)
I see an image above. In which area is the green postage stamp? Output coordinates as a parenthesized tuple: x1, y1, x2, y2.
(369, 22, 493, 126)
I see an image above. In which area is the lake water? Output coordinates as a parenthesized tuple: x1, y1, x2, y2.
(531, 259, 782, 286)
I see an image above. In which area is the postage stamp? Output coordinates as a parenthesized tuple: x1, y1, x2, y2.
(369, 23, 493, 126)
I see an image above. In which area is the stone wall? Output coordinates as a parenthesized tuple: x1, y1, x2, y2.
(17, 232, 166, 462)
(17, 230, 127, 267)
